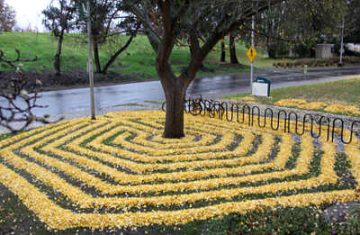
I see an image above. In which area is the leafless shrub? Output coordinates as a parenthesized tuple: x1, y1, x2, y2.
(0, 50, 61, 133)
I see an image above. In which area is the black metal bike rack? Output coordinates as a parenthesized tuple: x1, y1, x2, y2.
(162, 98, 360, 145)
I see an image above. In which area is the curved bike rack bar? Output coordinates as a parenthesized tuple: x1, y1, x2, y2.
(161, 98, 360, 145)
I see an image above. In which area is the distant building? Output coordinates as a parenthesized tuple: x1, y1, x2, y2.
(315, 44, 334, 59)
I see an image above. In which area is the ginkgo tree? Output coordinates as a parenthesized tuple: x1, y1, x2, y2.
(127, 0, 281, 138)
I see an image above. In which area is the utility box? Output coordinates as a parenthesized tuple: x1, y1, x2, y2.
(252, 77, 271, 97)
(315, 44, 334, 59)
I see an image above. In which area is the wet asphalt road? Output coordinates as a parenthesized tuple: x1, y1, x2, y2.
(1, 65, 360, 123)
(188, 65, 360, 97)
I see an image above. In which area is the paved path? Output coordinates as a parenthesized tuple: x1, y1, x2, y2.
(0, 66, 360, 132)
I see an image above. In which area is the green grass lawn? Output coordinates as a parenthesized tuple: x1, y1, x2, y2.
(227, 78, 360, 116)
(0, 32, 275, 80)
(0, 133, 10, 141)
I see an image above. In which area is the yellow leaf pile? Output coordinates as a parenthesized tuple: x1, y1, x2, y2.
(275, 99, 360, 116)
(0, 111, 359, 230)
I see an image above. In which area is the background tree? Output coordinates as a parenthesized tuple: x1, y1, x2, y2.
(43, 0, 77, 75)
(129, 0, 281, 138)
(0, 0, 16, 32)
(256, 0, 347, 58)
(345, 0, 360, 43)
(229, 32, 239, 64)
(76, 0, 139, 74)
(220, 36, 226, 62)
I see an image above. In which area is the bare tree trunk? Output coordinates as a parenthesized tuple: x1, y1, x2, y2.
(189, 45, 205, 69)
(162, 78, 186, 138)
(93, 39, 102, 73)
(229, 32, 239, 64)
(54, 31, 64, 76)
(102, 35, 135, 74)
(220, 37, 226, 62)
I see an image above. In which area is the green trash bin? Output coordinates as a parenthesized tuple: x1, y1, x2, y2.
(253, 77, 271, 97)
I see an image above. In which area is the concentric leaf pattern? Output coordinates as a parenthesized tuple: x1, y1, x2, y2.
(0, 111, 359, 230)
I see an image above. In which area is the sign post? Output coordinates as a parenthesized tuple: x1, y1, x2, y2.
(248, 15, 256, 93)
(86, 0, 96, 120)
(339, 16, 345, 66)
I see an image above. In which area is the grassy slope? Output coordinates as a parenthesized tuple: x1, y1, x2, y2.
(267, 78, 360, 105)
(228, 78, 360, 113)
(0, 32, 274, 79)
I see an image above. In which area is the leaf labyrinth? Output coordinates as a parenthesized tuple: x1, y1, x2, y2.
(0, 111, 359, 230)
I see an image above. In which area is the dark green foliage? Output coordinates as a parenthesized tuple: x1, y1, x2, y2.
(0, 0, 16, 32)
(255, 0, 347, 58)
(345, 0, 360, 43)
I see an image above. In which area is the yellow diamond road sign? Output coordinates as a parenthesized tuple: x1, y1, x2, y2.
(246, 47, 257, 62)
